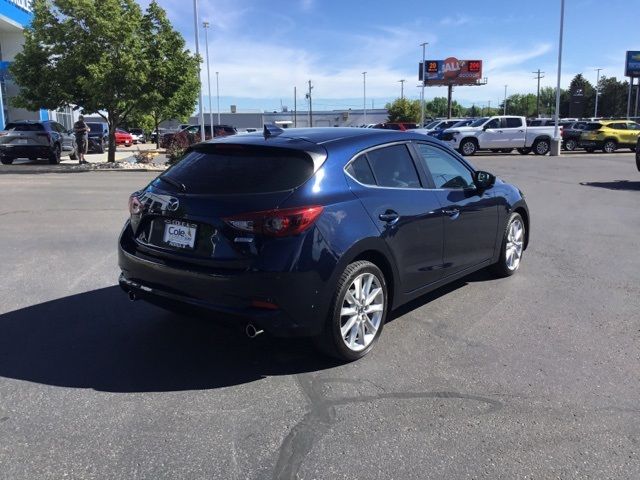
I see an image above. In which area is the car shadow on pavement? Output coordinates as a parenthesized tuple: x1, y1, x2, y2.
(579, 180, 640, 191)
(0, 286, 339, 393)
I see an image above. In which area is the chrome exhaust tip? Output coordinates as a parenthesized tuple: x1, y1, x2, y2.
(245, 324, 264, 339)
(128, 291, 137, 302)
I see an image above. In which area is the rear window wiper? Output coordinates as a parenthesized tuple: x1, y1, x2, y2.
(158, 175, 187, 192)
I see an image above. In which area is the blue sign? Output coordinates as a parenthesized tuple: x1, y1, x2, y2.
(626, 51, 640, 78)
(0, 61, 11, 81)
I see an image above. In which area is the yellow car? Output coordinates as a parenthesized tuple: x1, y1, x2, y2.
(580, 120, 640, 153)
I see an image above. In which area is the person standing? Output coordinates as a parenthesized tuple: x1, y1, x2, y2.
(73, 115, 89, 164)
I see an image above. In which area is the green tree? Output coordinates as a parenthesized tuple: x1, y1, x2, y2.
(385, 98, 421, 122)
(597, 76, 629, 118)
(138, 0, 199, 148)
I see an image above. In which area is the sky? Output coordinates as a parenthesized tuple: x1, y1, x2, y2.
(139, 0, 640, 114)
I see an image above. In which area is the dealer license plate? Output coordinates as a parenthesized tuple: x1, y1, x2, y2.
(162, 220, 197, 249)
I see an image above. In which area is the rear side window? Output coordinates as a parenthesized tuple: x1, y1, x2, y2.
(505, 118, 523, 128)
(610, 123, 627, 130)
(4, 123, 44, 131)
(584, 123, 603, 131)
(366, 145, 421, 188)
(163, 145, 316, 194)
(346, 155, 376, 185)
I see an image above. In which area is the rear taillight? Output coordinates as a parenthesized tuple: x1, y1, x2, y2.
(36, 132, 51, 140)
(224, 205, 324, 237)
(129, 195, 143, 215)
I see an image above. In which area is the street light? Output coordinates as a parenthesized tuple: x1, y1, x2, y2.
(203, 21, 213, 134)
(551, 0, 565, 156)
(216, 71, 220, 125)
(503, 85, 508, 115)
(594, 68, 602, 117)
(420, 42, 428, 126)
(193, 0, 205, 140)
(362, 72, 367, 125)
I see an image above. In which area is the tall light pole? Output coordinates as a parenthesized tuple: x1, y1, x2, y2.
(551, 0, 565, 156)
(503, 85, 508, 115)
(193, 0, 205, 140)
(420, 42, 428, 126)
(399, 79, 406, 99)
(533, 69, 545, 117)
(362, 72, 367, 125)
(216, 71, 220, 124)
(594, 68, 602, 117)
(203, 21, 213, 135)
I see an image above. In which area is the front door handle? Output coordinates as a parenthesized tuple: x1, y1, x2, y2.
(442, 208, 460, 220)
(379, 210, 399, 223)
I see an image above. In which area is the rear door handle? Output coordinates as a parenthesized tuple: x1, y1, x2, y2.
(379, 210, 399, 223)
(442, 208, 460, 220)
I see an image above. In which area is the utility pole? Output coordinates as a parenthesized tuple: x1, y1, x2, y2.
(503, 85, 508, 115)
(203, 22, 213, 133)
(420, 42, 428, 126)
(399, 79, 406, 99)
(306, 80, 313, 127)
(533, 69, 545, 117)
(215, 72, 220, 124)
(594, 68, 602, 117)
(293, 86, 297, 127)
(193, 0, 205, 140)
(362, 72, 367, 125)
(488, 100, 491, 115)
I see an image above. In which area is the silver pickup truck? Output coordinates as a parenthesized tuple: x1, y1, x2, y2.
(441, 116, 557, 156)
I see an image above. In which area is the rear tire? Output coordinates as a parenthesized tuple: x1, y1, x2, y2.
(314, 260, 387, 362)
(48, 144, 61, 164)
(533, 138, 550, 155)
(459, 138, 477, 156)
(1, 156, 14, 165)
(491, 212, 525, 277)
(602, 140, 617, 153)
(517, 148, 531, 155)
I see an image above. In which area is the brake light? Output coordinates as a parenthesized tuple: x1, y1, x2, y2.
(129, 195, 143, 215)
(224, 205, 324, 237)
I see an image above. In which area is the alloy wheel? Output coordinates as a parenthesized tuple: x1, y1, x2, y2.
(535, 140, 549, 155)
(603, 141, 616, 153)
(506, 218, 524, 271)
(339, 273, 384, 352)
(461, 141, 476, 156)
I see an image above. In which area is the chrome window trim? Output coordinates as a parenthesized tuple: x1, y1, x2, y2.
(343, 141, 426, 191)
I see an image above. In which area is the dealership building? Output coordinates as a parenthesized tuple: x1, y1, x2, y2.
(0, 0, 73, 128)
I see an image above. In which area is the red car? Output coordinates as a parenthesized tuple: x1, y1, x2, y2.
(115, 129, 133, 147)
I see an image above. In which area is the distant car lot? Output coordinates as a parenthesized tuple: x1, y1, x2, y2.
(0, 150, 638, 479)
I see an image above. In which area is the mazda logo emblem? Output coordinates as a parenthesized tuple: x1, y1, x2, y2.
(167, 198, 180, 211)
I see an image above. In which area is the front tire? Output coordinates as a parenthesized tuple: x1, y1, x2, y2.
(564, 139, 577, 151)
(491, 212, 525, 277)
(1, 156, 14, 165)
(459, 138, 477, 156)
(315, 260, 387, 361)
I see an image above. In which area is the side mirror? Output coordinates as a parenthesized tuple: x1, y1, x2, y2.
(474, 170, 495, 189)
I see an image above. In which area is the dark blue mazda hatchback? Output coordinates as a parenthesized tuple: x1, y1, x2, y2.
(119, 127, 529, 360)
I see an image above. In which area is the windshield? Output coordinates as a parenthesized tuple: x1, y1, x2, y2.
(424, 120, 440, 129)
(469, 117, 489, 127)
(451, 119, 473, 128)
(87, 123, 106, 133)
(162, 145, 316, 195)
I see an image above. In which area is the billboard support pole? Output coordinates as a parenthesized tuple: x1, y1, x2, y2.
(447, 85, 453, 119)
(627, 77, 633, 120)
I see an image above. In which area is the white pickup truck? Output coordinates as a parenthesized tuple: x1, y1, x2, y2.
(441, 116, 556, 156)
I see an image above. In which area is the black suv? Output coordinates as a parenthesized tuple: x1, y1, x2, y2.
(0, 120, 76, 165)
(87, 122, 109, 153)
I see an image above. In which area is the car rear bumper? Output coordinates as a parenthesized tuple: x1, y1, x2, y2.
(118, 224, 328, 337)
(0, 144, 51, 158)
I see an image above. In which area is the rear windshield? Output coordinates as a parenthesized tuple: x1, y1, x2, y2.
(584, 123, 603, 131)
(162, 145, 316, 194)
(87, 123, 106, 132)
(4, 122, 44, 131)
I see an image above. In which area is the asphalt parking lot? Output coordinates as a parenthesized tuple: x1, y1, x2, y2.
(0, 151, 638, 479)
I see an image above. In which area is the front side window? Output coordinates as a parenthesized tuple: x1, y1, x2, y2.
(485, 118, 500, 129)
(627, 122, 640, 130)
(366, 144, 421, 188)
(414, 143, 474, 189)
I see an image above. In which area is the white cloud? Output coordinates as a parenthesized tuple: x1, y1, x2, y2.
(440, 15, 470, 27)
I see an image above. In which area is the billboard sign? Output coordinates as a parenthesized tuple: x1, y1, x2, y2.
(419, 58, 483, 86)
(625, 51, 640, 77)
